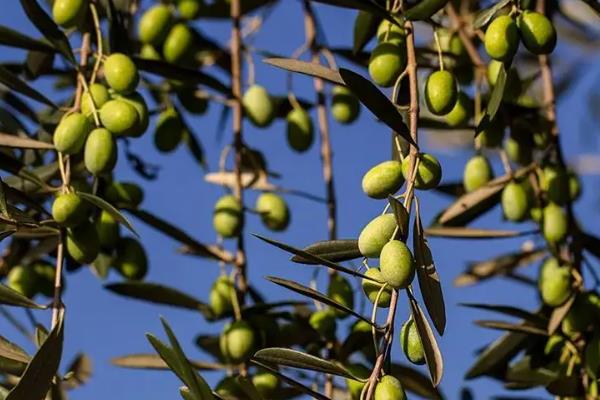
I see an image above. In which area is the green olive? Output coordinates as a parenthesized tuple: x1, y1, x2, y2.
(256, 192, 290, 231)
(444, 92, 472, 128)
(568, 171, 581, 201)
(52, 192, 88, 227)
(504, 135, 533, 165)
(243, 85, 276, 128)
(81, 83, 110, 118)
(105, 181, 144, 207)
(52, 0, 87, 28)
(177, 0, 202, 19)
(358, 214, 397, 258)
(215, 377, 244, 397)
(541, 165, 569, 206)
(331, 85, 360, 124)
(345, 363, 370, 399)
(309, 309, 337, 338)
(113, 92, 149, 138)
(425, 70, 458, 116)
(138, 4, 172, 45)
(463, 155, 493, 193)
(220, 320, 256, 364)
(362, 160, 404, 199)
(139, 44, 162, 61)
(252, 372, 279, 398)
(484, 15, 520, 61)
(114, 237, 148, 280)
(543, 203, 568, 244)
(501, 181, 530, 222)
(401, 153, 442, 190)
(213, 195, 243, 238)
(437, 28, 467, 60)
(32, 262, 59, 298)
(84, 128, 117, 175)
(177, 89, 208, 115)
(368, 42, 406, 87)
(538, 257, 572, 307)
(517, 11, 557, 55)
(95, 209, 119, 249)
(374, 375, 406, 400)
(99, 99, 140, 136)
(53, 112, 91, 154)
(400, 318, 425, 365)
(376, 18, 405, 44)
(286, 106, 314, 153)
(209, 275, 234, 316)
(380, 240, 415, 289)
(6, 265, 38, 298)
(154, 108, 184, 153)
(66, 222, 100, 265)
(327, 273, 354, 318)
(163, 23, 194, 64)
(103, 53, 139, 94)
(487, 60, 522, 101)
(477, 117, 504, 148)
(362, 267, 392, 307)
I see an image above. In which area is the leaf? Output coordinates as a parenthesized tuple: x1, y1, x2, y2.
(465, 331, 529, 379)
(290, 239, 362, 264)
(473, 0, 512, 29)
(474, 320, 548, 336)
(0, 132, 54, 150)
(62, 353, 92, 390)
(18, 0, 75, 64)
(0, 65, 56, 109)
(236, 376, 264, 400)
(263, 58, 344, 85)
(7, 309, 64, 400)
(388, 196, 410, 241)
(105, 282, 212, 316)
(389, 363, 442, 399)
(265, 276, 375, 326)
(0, 283, 45, 309)
(76, 191, 137, 236)
(253, 234, 377, 281)
(547, 375, 583, 397)
(104, 0, 130, 55)
(460, 303, 547, 325)
(424, 227, 526, 239)
(204, 171, 275, 191)
(547, 295, 574, 335)
(408, 294, 444, 386)
(112, 353, 222, 371)
(414, 202, 446, 335)
(310, 0, 400, 26)
(353, 12, 380, 54)
(252, 348, 357, 379)
(476, 63, 507, 136)
(0, 334, 30, 375)
(582, 232, 600, 262)
(339, 68, 416, 148)
(505, 356, 557, 386)
(127, 208, 232, 262)
(182, 130, 206, 170)
(250, 360, 331, 400)
(404, 0, 449, 20)
(0, 26, 55, 53)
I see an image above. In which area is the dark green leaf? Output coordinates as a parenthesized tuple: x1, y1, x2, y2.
(339, 68, 416, 148)
(465, 331, 529, 379)
(7, 309, 64, 400)
(424, 227, 527, 239)
(505, 356, 557, 386)
(76, 191, 137, 236)
(389, 363, 443, 399)
(476, 63, 507, 136)
(253, 348, 357, 379)
(0, 283, 45, 309)
(182, 130, 206, 170)
(18, 0, 75, 64)
(0, 26, 54, 53)
(0, 334, 30, 375)
(62, 353, 93, 390)
(353, 11, 380, 54)
(250, 360, 331, 400)
(236, 376, 264, 400)
(473, 0, 512, 29)
(461, 304, 547, 325)
(404, 0, 449, 20)
(0, 132, 54, 150)
(547, 375, 583, 396)
(311, 0, 399, 26)
(408, 294, 443, 386)
(388, 196, 410, 241)
(0, 65, 56, 109)
(263, 58, 344, 85)
(290, 239, 362, 264)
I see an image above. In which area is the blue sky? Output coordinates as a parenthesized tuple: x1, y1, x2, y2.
(1, 1, 600, 399)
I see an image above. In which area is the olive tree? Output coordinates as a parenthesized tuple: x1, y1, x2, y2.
(0, 0, 598, 399)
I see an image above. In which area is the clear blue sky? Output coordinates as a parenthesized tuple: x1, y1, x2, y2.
(1, 1, 600, 399)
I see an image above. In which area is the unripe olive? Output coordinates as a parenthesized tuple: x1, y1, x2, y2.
(32, 263, 59, 298)
(95, 210, 119, 249)
(309, 309, 337, 338)
(52, 0, 87, 28)
(105, 181, 144, 207)
(66, 222, 100, 264)
(380, 240, 415, 289)
(400, 318, 425, 365)
(401, 153, 442, 190)
(543, 203, 568, 244)
(81, 83, 110, 118)
(501, 181, 530, 222)
(53, 112, 91, 154)
(154, 108, 184, 153)
(215, 377, 243, 397)
(477, 117, 504, 148)
(517, 11, 557, 55)
(243, 85, 275, 128)
(362, 268, 392, 307)
(538, 258, 572, 307)
(256, 192, 290, 231)
(345, 363, 370, 399)
(376, 19, 405, 44)
(220, 320, 256, 364)
(484, 16, 519, 61)
(358, 214, 397, 258)
(487, 60, 522, 100)
(327, 273, 354, 318)
(99, 100, 140, 136)
(114, 237, 148, 280)
(286, 107, 314, 153)
(444, 92, 472, 128)
(213, 195, 243, 238)
(103, 53, 139, 94)
(374, 375, 406, 400)
(331, 85, 360, 124)
(252, 372, 279, 398)
(463, 155, 493, 193)
(138, 4, 172, 45)
(163, 23, 194, 64)
(504, 135, 533, 165)
(437, 28, 467, 60)
(114, 92, 149, 138)
(84, 128, 117, 175)
(424, 70, 458, 116)
(544, 334, 565, 356)
(530, 206, 542, 222)
(209, 275, 235, 316)
(139, 44, 161, 61)
(368, 42, 406, 87)
(568, 171, 581, 201)
(6, 265, 37, 298)
(362, 160, 404, 199)
(177, 89, 208, 115)
(178, 0, 202, 19)
(541, 165, 569, 205)
(52, 192, 88, 227)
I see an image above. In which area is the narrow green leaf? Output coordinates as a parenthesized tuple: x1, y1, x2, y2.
(250, 360, 331, 400)
(0, 132, 54, 150)
(388, 196, 410, 241)
(76, 191, 137, 236)
(339, 68, 416, 148)
(7, 309, 64, 400)
(474, 320, 548, 336)
(263, 58, 344, 85)
(389, 363, 442, 399)
(62, 353, 93, 390)
(236, 376, 264, 400)
(253, 348, 356, 379)
(461, 303, 547, 325)
(353, 11, 380, 54)
(112, 353, 222, 371)
(290, 239, 362, 264)
(408, 293, 443, 386)
(0, 283, 45, 309)
(424, 227, 527, 239)
(476, 63, 507, 136)
(473, 0, 512, 29)
(18, 0, 75, 64)
(0, 26, 55, 53)
(465, 331, 529, 379)
(404, 0, 449, 20)
(0, 65, 56, 109)
(506, 356, 557, 386)
(0, 335, 30, 370)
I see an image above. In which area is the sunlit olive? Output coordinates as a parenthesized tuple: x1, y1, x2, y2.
(425, 70, 458, 116)
(256, 192, 289, 231)
(374, 375, 406, 400)
(543, 203, 568, 244)
(138, 4, 172, 45)
(243, 85, 275, 128)
(6, 265, 38, 298)
(568, 171, 581, 201)
(99, 99, 140, 136)
(163, 23, 194, 64)
(114, 237, 148, 280)
(103, 53, 139, 94)
(139, 44, 162, 60)
(286, 106, 314, 153)
(541, 165, 569, 205)
(538, 257, 572, 307)
(362, 160, 404, 199)
(463, 155, 493, 193)
(309, 309, 337, 338)
(400, 318, 425, 365)
(484, 15, 519, 61)
(113, 92, 149, 138)
(331, 85, 360, 124)
(213, 195, 243, 238)
(84, 128, 117, 175)
(53, 112, 91, 154)
(105, 181, 144, 207)
(95, 209, 119, 249)
(178, 0, 202, 19)
(66, 222, 100, 264)
(376, 18, 405, 44)
(368, 42, 406, 87)
(501, 181, 530, 222)
(444, 92, 472, 128)
(81, 83, 110, 118)
(52, 192, 88, 227)
(345, 363, 370, 399)
(362, 267, 392, 307)
(52, 0, 87, 28)
(401, 153, 442, 190)
(154, 108, 184, 153)
(327, 273, 354, 318)
(517, 11, 557, 55)
(220, 320, 256, 364)
(252, 371, 279, 398)
(209, 275, 235, 316)
(358, 214, 397, 258)
(380, 240, 415, 289)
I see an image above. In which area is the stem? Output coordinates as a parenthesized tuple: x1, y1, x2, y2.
(51, 233, 65, 327)
(445, 3, 485, 72)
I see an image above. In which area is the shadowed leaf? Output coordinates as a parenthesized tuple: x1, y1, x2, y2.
(76, 191, 137, 236)
(0, 26, 55, 53)
(0, 66, 56, 109)
(465, 331, 529, 379)
(263, 58, 344, 85)
(408, 293, 443, 386)
(0, 132, 53, 150)
(473, 0, 511, 28)
(253, 348, 358, 379)
(0, 283, 45, 309)
(390, 363, 443, 399)
(290, 239, 362, 264)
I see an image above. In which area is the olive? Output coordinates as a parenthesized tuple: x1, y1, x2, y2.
(374, 375, 406, 400)
(401, 153, 442, 190)
(538, 257, 572, 307)
(52, 192, 88, 227)
(568, 171, 581, 201)
(308, 309, 337, 338)
(99, 100, 140, 136)
(139, 44, 162, 61)
(177, 0, 202, 19)
(81, 83, 110, 118)
(163, 23, 194, 64)
(361, 160, 404, 199)
(66, 222, 100, 264)
(209, 275, 235, 316)
(358, 214, 397, 258)
(376, 18, 405, 44)
(327, 273, 354, 317)
(256, 192, 290, 231)
(517, 11, 557, 55)
(543, 203, 568, 244)
(444, 92, 472, 128)
(541, 165, 569, 205)
(103, 53, 139, 94)
(114, 237, 147, 280)
(105, 181, 144, 207)
(52, 0, 87, 28)
(400, 318, 425, 364)
(252, 372, 279, 398)
(331, 85, 360, 124)
(243, 85, 275, 128)
(504, 135, 533, 165)
(345, 363, 370, 399)
(220, 320, 256, 364)
(463, 155, 493, 193)
(484, 15, 520, 61)
(380, 240, 415, 289)
(213, 195, 243, 238)
(424, 70, 458, 116)
(362, 268, 392, 307)
(154, 108, 184, 153)
(95, 209, 119, 249)
(6, 265, 38, 298)
(501, 181, 530, 222)
(477, 117, 504, 148)
(286, 106, 314, 153)
(53, 112, 91, 154)
(113, 92, 149, 138)
(368, 42, 406, 87)
(84, 128, 117, 175)
(138, 4, 172, 45)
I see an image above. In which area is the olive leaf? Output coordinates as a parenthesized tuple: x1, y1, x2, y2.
(310, 0, 400, 26)
(0, 334, 30, 375)
(505, 355, 557, 386)
(0, 26, 55, 53)
(0, 66, 56, 109)
(62, 353, 93, 390)
(263, 58, 344, 85)
(0, 132, 53, 150)
(389, 363, 443, 399)
(404, 0, 449, 21)
(547, 375, 584, 397)
(250, 360, 331, 400)
(465, 331, 529, 379)
(473, 0, 512, 29)
(290, 239, 362, 264)
(388, 195, 410, 241)
(0, 283, 45, 309)
(76, 191, 137, 236)
(112, 353, 222, 371)
(6, 309, 64, 400)
(353, 12, 380, 54)
(424, 227, 527, 239)
(339, 68, 416, 148)
(474, 320, 548, 336)
(476, 62, 507, 136)
(547, 295, 574, 335)
(236, 376, 264, 400)
(460, 303, 547, 325)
